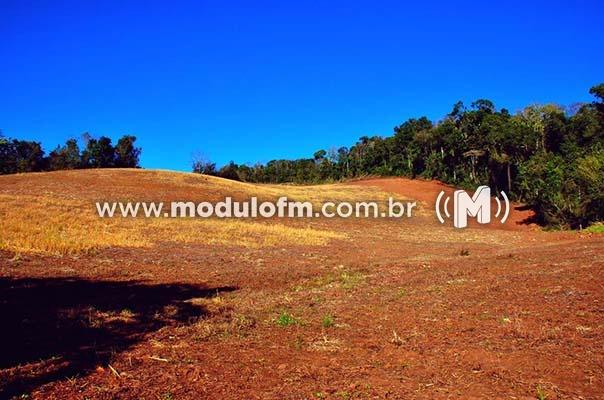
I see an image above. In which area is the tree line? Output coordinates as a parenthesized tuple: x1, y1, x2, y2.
(0, 133, 141, 174)
(196, 83, 604, 228)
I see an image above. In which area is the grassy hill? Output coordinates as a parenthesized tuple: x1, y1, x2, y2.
(1, 169, 386, 254)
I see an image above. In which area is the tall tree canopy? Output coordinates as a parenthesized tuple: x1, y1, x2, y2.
(0, 134, 141, 174)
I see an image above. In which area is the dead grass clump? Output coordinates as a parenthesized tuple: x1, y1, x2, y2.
(192, 314, 256, 341)
(309, 335, 342, 352)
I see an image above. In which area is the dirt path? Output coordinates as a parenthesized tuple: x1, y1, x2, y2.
(351, 177, 537, 230)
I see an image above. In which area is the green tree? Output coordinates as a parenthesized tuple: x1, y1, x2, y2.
(14, 140, 45, 172)
(218, 161, 241, 181)
(82, 135, 115, 168)
(115, 135, 141, 168)
(49, 139, 81, 170)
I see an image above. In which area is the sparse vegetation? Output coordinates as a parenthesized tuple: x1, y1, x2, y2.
(193, 313, 256, 342)
(276, 311, 299, 327)
(339, 271, 366, 290)
(584, 222, 604, 233)
(536, 384, 548, 400)
(160, 391, 174, 400)
(1, 167, 602, 399)
(321, 315, 335, 328)
(336, 391, 351, 400)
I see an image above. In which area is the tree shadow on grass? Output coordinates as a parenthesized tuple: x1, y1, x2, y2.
(0, 277, 237, 398)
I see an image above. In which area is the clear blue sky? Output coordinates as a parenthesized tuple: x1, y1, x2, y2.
(1, 1, 603, 171)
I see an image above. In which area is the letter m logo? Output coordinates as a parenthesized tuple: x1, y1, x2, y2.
(453, 186, 491, 228)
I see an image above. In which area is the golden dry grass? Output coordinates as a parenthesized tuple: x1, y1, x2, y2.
(139, 169, 406, 206)
(145, 219, 345, 248)
(0, 194, 152, 255)
(0, 193, 347, 255)
(0, 169, 405, 203)
(0, 170, 377, 255)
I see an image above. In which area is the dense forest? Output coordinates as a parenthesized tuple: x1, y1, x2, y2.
(0, 134, 141, 173)
(196, 84, 604, 228)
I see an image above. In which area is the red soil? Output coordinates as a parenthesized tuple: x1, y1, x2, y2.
(351, 177, 537, 230)
(1, 171, 602, 399)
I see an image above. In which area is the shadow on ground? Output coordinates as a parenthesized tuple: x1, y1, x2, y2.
(515, 204, 541, 226)
(0, 277, 236, 398)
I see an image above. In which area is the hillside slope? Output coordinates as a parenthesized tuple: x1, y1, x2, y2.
(1, 169, 603, 399)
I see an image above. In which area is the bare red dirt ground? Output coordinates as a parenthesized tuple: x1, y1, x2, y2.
(1, 170, 603, 399)
(351, 177, 536, 230)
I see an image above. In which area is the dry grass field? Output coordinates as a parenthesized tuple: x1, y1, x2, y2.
(0, 170, 370, 254)
(1, 169, 603, 399)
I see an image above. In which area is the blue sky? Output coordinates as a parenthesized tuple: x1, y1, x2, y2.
(1, 0, 603, 171)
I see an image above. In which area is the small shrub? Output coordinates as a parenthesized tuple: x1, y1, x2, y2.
(322, 315, 335, 328)
(340, 271, 365, 289)
(584, 222, 604, 233)
(276, 311, 298, 327)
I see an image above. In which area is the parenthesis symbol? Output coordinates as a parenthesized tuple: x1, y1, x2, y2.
(435, 191, 445, 224)
(495, 197, 501, 218)
(500, 191, 510, 224)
